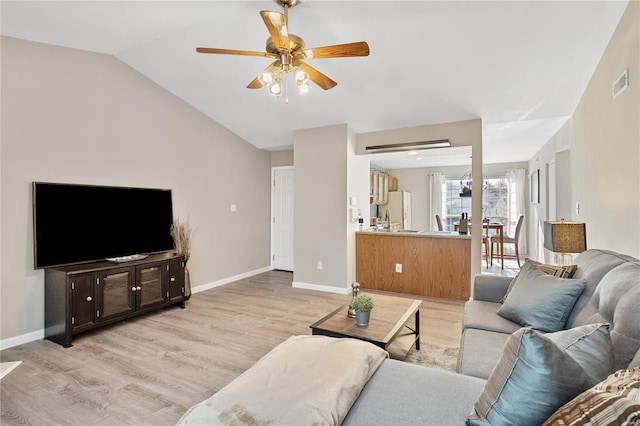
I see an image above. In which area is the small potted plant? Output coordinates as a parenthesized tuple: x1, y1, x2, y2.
(352, 294, 375, 327)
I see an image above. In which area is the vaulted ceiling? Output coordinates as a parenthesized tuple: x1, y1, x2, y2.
(1, 1, 628, 166)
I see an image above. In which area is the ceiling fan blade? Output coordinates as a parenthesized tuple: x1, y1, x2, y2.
(196, 47, 274, 58)
(247, 60, 282, 89)
(260, 11, 288, 49)
(299, 41, 370, 59)
(297, 62, 337, 90)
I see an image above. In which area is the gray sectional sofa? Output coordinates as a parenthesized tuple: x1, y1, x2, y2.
(180, 249, 640, 425)
(344, 249, 640, 425)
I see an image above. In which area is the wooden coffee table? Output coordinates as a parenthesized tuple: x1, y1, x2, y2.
(309, 293, 421, 359)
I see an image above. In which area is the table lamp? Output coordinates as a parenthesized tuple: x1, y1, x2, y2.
(544, 219, 587, 266)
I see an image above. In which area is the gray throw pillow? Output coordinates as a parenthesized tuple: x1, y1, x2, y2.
(500, 259, 577, 303)
(497, 261, 586, 332)
(545, 323, 614, 384)
(467, 324, 613, 426)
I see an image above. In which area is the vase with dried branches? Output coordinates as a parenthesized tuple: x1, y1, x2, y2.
(171, 217, 192, 300)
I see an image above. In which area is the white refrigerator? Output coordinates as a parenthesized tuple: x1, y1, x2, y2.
(387, 191, 412, 230)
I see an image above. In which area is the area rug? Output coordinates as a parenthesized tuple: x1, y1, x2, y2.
(403, 343, 458, 372)
(0, 361, 22, 380)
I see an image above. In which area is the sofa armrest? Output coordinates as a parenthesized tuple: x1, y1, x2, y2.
(473, 274, 513, 303)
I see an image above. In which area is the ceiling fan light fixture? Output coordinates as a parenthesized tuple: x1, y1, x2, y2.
(297, 80, 310, 94)
(270, 78, 282, 96)
(294, 69, 307, 82)
(259, 71, 274, 85)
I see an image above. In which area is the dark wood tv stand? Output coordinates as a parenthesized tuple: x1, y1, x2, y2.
(44, 252, 186, 347)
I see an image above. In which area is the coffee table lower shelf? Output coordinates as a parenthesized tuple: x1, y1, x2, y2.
(387, 329, 420, 359)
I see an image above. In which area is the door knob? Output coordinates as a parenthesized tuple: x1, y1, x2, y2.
(136, 286, 142, 291)
(170, 277, 176, 282)
(86, 296, 92, 302)
(132, 287, 137, 292)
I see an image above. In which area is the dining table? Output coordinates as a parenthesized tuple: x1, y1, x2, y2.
(454, 221, 505, 269)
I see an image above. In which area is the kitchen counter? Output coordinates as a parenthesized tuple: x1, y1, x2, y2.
(356, 229, 471, 239)
(356, 230, 471, 301)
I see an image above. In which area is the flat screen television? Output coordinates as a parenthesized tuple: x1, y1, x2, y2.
(33, 182, 174, 269)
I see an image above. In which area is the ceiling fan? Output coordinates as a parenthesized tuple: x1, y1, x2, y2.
(196, 0, 370, 98)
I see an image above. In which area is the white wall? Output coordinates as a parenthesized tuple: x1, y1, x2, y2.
(388, 161, 528, 232)
(1, 37, 272, 344)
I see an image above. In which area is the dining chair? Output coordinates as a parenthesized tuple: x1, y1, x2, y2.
(435, 214, 444, 231)
(491, 215, 524, 267)
(482, 218, 490, 268)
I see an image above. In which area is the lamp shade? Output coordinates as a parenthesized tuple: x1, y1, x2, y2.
(544, 221, 587, 253)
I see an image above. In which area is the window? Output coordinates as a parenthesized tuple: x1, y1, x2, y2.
(441, 177, 511, 231)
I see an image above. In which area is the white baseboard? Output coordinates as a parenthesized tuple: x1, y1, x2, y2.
(191, 266, 273, 294)
(0, 329, 44, 351)
(0, 266, 273, 350)
(292, 281, 350, 295)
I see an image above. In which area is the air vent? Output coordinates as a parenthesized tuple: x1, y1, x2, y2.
(365, 139, 451, 154)
(613, 69, 628, 99)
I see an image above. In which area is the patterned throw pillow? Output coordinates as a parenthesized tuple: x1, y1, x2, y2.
(500, 259, 578, 303)
(543, 367, 640, 425)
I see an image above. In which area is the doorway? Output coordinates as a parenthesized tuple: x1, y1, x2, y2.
(271, 167, 294, 271)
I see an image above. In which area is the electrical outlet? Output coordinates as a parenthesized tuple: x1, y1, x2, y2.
(317, 261, 323, 270)
(395, 263, 402, 273)
(230, 204, 237, 212)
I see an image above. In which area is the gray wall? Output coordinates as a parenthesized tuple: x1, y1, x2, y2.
(357, 119, 485, 286)
(270, 150, 294, 167)
(292, 125, 351, 292)
(1, 37, 272, 344)
(528, 1, 640, 260)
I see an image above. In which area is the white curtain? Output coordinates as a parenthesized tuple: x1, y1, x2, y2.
(506, 169, 526, 250)
(428, 173, 445, 231)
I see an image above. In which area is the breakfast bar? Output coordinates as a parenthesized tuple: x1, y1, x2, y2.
(356, 230, 471, 301)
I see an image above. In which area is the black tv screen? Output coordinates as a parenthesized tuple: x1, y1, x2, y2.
(33, 182, 174, 268)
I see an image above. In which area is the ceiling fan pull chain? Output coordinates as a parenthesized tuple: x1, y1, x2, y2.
(285, 76, 289, 104)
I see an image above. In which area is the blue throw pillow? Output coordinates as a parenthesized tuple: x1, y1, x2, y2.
(467, 324, 613, 426)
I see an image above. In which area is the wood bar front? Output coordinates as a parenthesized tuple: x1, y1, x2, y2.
(356, 232, 471, 301)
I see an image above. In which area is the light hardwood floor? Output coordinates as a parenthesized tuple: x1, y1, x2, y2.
(0, 270, 465, 425)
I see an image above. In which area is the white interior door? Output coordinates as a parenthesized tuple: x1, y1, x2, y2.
(271, 167, 294, 271)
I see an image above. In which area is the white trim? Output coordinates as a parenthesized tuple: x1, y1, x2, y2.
(0, 266, 273, 350)
(292, 281, 350, 295)
(0, 329, 44, 351)
(271, 166, 294, 270)
(192, 266, 273, 294)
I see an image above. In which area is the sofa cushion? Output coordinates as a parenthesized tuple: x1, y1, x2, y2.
(567, 249, 635, 327)
(543, 367, 640, 426)
(570, 261, 640, 370)
(456, 328, 510, 380)
(467, 325, 613, 426)
(462, 300, 521, 334)
(343, 359, 486, 426)
(497, 261, 586, 332)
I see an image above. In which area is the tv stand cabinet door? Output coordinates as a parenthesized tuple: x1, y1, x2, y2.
(96, 267, 135, 322)
(137, 261, 168, 310)
(71, 273, 96, 333)
(168, 258, 185, 304)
